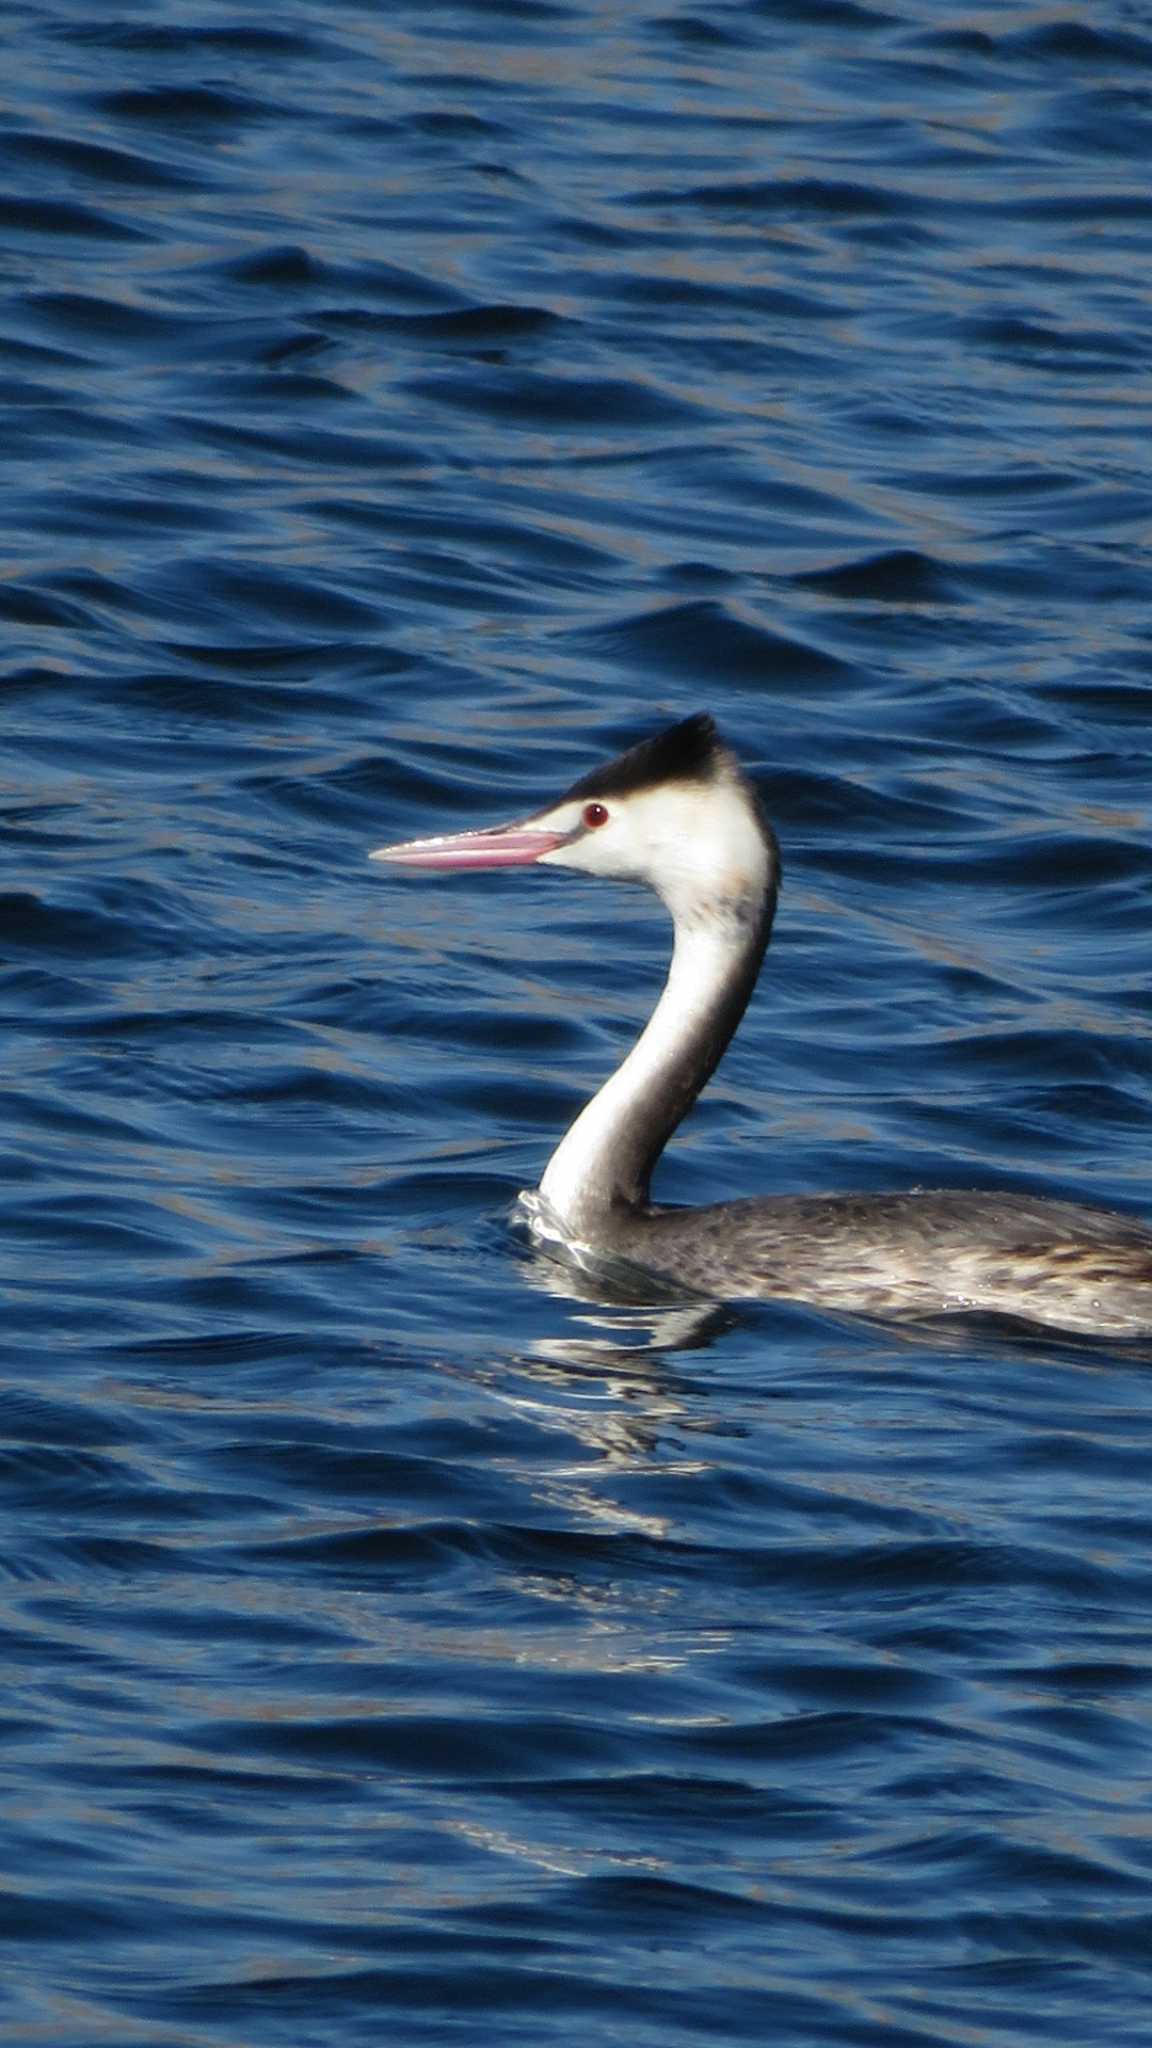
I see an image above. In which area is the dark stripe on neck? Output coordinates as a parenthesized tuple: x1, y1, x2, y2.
(594, 874, 778, 1219)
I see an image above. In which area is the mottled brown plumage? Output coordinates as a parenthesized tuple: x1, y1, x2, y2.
(610, 1192, 1152, 1336)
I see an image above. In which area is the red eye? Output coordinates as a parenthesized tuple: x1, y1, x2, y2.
(582, 802, 609, 829)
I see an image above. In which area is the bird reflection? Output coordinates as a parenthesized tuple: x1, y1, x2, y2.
(516, 1237, 738, 1369)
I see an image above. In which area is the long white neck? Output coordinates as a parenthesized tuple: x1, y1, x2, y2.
(537, 885, 775, 1234)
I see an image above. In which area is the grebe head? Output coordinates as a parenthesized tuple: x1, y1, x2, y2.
(370, 712, 777, 921)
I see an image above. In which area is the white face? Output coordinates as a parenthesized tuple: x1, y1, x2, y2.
(532, 773, 772, 917)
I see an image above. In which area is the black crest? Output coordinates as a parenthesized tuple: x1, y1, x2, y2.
(562, 712, 724, 804)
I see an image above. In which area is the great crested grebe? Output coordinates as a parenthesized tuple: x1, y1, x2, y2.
(371, 713, 1152, 1337)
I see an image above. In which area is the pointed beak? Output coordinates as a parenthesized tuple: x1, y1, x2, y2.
(369, 817, 571, 872)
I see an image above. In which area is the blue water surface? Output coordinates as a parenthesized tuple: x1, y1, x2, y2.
(3, 2, 1152, 2042)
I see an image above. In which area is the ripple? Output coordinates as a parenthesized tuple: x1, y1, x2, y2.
(0, 128, 195, 189)
(92, 83, 282, 131)
(633, 175, 915, 219)
(794, 549, 960, 604)
(405, 367, 702, 428)
(2, 196, 148, 240)
(569, 600, 847, 683)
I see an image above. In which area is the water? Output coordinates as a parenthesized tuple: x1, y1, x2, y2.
(3, 1, 1152, 2041)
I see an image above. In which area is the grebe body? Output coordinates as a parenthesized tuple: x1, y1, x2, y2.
(372, 715, 1152, 1338)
